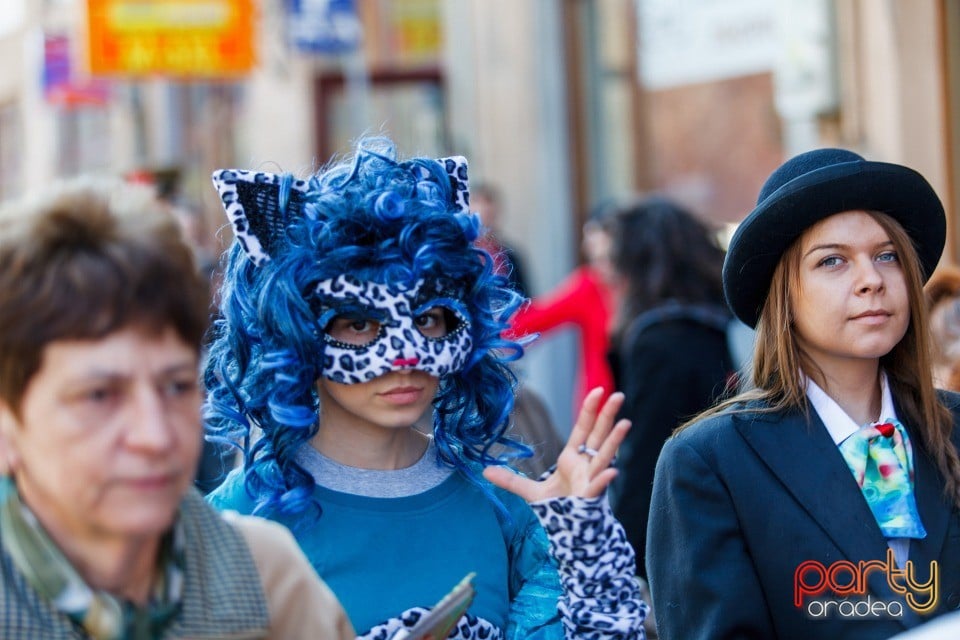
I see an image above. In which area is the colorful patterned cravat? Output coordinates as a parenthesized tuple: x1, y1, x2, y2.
(838, 419, 927, 539)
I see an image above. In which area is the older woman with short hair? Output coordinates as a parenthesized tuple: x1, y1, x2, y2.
(0, 179, 354, 639)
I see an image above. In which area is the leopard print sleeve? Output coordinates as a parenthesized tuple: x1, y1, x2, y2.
(530, 496, 648, 640)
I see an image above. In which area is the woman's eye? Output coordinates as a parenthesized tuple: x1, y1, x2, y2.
(416, 311, 440, 328)
(877, 251, 899, 263)
(72, 385, 122, 409)
(165, 378, 199, 398)
(818, 255, 844, 268)
(85, 388, 115, 403)
(325, 316, 381, 346)
(415, 310, 445, 337)
(415, 307, 461, 339)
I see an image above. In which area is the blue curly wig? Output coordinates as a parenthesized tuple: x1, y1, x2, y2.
(204, 137, 531, 519)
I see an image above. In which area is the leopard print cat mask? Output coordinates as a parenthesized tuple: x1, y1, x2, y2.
(314, 275, 473, 383)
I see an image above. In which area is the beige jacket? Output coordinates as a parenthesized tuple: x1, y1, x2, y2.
(225, 512, 355, 639)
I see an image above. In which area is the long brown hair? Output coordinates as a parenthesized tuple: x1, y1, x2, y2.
(683, 210, 960, 507)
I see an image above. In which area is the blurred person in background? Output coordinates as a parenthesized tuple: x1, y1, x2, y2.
(607, 195, 738, 584)
(469, 183, 562, 477)
(925, 265, 960, 391)
(472, 182, 531, 298)
(508, 203, 620, 409)
(497, 384, 565, 478)
(414, 382, 563, 479)
(204, 137, 648, 639)
(0, 179, 353, 638)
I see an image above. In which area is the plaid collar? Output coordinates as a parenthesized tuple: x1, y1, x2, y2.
(0, 477, 185, 640)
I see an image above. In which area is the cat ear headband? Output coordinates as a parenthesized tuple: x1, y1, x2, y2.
(211, 156, 470, 267)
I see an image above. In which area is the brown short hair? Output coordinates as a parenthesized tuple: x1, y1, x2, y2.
(0, 178, 211, 413)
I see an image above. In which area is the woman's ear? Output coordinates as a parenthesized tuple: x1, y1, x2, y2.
(0, 402, 22, 475)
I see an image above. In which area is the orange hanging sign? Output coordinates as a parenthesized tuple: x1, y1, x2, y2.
(83, 0, 257, 77)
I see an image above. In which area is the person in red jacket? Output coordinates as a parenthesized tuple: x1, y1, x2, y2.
(509, 206, 619, 407)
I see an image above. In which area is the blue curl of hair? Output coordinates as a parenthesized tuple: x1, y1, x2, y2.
(204, 137, 530, 524)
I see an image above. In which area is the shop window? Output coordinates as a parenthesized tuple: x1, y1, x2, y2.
(315, 69, 447, 159)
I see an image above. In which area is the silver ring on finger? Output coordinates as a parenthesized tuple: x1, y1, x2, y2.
(577, 444, 600, 458)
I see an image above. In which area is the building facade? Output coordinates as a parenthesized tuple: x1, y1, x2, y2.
(0, 0, 956, 426)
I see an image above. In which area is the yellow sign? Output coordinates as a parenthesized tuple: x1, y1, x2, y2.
(84, 0, 256, 76)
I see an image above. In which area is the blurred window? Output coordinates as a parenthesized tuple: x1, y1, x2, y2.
(316, 70, 447, 159)
(56, 107, 111, 177)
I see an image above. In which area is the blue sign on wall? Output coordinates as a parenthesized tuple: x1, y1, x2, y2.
(286, 0, 361, 54)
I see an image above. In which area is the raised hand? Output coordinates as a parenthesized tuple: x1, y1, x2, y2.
(483, 387, 631, 502)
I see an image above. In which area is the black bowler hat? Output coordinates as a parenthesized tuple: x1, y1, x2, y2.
(723, 148, 946, 328)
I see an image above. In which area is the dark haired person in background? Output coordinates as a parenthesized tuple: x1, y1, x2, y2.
(607, 196, 740, 585)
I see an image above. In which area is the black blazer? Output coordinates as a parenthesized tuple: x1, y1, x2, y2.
(647, 392, 960, 640)
(611, 315, 733, 578)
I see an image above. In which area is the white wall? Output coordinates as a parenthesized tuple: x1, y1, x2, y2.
(233, 0, 318, 173)
(445, 0, 578, 434)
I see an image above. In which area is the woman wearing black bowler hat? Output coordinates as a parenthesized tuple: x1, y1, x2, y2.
(646, 148, 960, 640)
